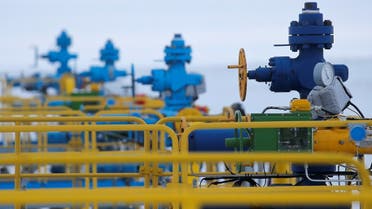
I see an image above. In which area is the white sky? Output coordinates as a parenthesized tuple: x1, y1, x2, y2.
(1, 0, 371, 72)
(1, 0, 372, 119)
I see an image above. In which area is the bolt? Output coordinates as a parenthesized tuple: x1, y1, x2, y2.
(324, 20, 332, 26)
(290, 21, 298, 26)
(290, 45, 298, 52)
(324, 43, 332, 49)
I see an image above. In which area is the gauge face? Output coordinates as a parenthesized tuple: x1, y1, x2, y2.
(313, 62, 335, 86)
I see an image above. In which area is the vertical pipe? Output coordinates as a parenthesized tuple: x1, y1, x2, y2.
(272, 162, 293, 184)
(144, 130, 151, 209)
(152, 130, 159, 209)
(14, 121, 21, 209)
(160, 130, 165, 151)
(83, 121, 90, 209)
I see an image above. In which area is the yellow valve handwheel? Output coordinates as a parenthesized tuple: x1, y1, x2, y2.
(228, 48, 248, 101)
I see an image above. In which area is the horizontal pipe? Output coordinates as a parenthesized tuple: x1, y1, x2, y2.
(0, 152, 369, 186)
(0, 124, 171, 133)
(0, 116, 146, 123)
(156, 115, 231, 125)
(96, 109, 164, 119)
(180, 120, 372, 152)
(0, 110, 85, 116)
(0, 187, 370, 205)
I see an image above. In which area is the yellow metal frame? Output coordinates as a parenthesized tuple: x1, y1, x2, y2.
(0, 109, 85, 116)
(0, 106, 71, 112)
(1, 117, 372, 208)
(0, 116, 145, 124)
(156, 115, 231, 125)
(0, 152, 371, 209)
(0, 185, 371, 207)
(180, 120, 372, 152)
(0, 96, 41, 107)
(96, 109, 164, 120)
(0, 123, 179, 187)
(110, 96, 165, 109)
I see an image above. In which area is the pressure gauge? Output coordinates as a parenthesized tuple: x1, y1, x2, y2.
(313, 62, 335, 86)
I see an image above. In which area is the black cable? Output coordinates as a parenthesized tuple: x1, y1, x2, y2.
(207, 178, 237, 187)
(224, 162, 236, 175)
(263, 163, 267, 186)
(347, 107, 361, 118)
(262, 106, 290, 114)
(349, 101, 365, 118)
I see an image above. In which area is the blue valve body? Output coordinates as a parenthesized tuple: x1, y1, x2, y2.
(41, 31, 78, 77)
(247, 2, 349, 98)
(80, 40, 127, 83)
(136, 34, 204, 114)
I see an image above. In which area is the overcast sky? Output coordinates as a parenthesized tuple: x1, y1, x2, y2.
(1, 0, 371, 72)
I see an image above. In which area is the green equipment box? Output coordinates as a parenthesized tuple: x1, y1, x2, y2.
(250, 112, 312, 152)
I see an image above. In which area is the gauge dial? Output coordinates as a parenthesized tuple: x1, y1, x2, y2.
(313, 62, 335, 86)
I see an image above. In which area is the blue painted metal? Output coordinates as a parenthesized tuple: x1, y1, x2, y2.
(189, 129, 249, 152)
(136, 34, 204, 114)
(80, 40, 127, 83)
(247, 2, 349, 98)
(41, 30, 78, 77)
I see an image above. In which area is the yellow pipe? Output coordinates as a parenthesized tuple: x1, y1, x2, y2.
(91, 122, 98, 190)
(0, 125, 177, 138)
(0, 152, 369, 187)
(0, 110, 85, 116)
(271, 162, 293, 184)
(96, 109, 163, 120)
(156, 115, 231, 125)
(179, 120, 372, 152)
(178, 121, 372, 184)
(314, 128, 372, 154)
(0, 116, 145, 124)
(84, 121, 90, 190)
(1, 141, 146, 150)
(45, 96, 105, 103)
(14, 121, 21, 190)
(0, 187, 370, 205)
(0, 106, 71, 111)
(0, 173, 144, 178)
(0, 96, 41, 107)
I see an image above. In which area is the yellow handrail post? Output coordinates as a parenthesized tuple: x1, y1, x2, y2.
(14, 121, 21, 209)
(84, 121, 91, 209)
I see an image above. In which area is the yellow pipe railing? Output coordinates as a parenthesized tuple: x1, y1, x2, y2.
(180, 120, 372, 152)
(179, 120, 372, 185)
(0, 96, 41, 107)
(0, 152, 370, 187)
(0, 152, 371, 208)
(0, 124, 180, 185)
(96, 109, 164, 120)
(156, 115, 231, 125)
(0, 106, 71, 111)
(1, 118, 372, 208)
(109, 96, 165, 110)
(0, 110, 85, 116)
(44, 96, 106, 105)
(0, 186, 371, 208)
(0, 116, 146, 124)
